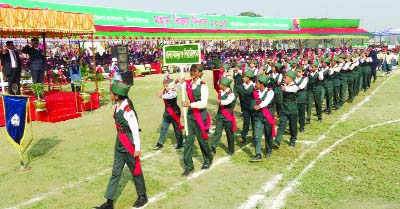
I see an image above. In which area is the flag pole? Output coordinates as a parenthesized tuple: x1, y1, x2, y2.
(180, 65, 189, 136)
(18, 97, 33, 171)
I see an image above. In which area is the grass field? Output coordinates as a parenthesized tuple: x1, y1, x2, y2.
(0, 69, 399, 209)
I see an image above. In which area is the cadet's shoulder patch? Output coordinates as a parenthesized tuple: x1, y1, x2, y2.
(124, 105, 132, 112)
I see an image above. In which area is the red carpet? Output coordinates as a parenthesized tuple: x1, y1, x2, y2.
(0, 91, 100, 126)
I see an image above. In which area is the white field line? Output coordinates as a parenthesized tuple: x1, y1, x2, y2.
(143, 143, 253, 208)
(268, 119, 400, 209)
(4, 150, 162, 209)
(239, 75, 394, 209)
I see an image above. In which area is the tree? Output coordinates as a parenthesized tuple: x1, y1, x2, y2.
(238, 12, 262, 17)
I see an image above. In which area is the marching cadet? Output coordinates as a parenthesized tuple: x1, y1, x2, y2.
(250, 75, 275, 161)
(269, 63, 283, 116)
(338, 54, 348, 107)
(177, 64, 213, 176)
(306, 61, 324, 123)
(289, 59, 299, 72)
(359, 51, 372, 92)
(331, 57, 341, 110)
(294, 68, 308, 132)
(96, 81, 147, 209)
(240, 70, 256, 144)
(274, 71, 298, 148)
(344, 55, 355, 103)
(233, 63, 244, 111)
(352, 53, 361, 96)
(210, 77, 236, 156)
(154, 77, 184, 150)
(322, 58, 334, 114)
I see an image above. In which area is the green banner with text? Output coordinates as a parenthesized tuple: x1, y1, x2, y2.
(163, 44, 201, 65)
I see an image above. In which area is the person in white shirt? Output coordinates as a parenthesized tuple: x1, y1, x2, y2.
(294, 68, 308, 132)
(250, 75, 275, 161)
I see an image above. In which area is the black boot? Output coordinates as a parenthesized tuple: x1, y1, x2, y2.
(133, 195, 148, 208)
(153, 143, 163, 150)
(249, 154, 262, 162)
(94, 199, 114, 209)
(211, 147, 216, 156)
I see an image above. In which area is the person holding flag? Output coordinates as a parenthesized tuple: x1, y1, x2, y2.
(96, 81, 148, 209)
(210, 77, 236, 156)
(154, 77, 184, 150)
(176, 64, 213, 176)
(249, 75, 275, 161)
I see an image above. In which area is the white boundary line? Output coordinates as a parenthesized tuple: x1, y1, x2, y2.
(143, 143, 253, 208)
(268, 119, 400, 209)
(239, 75, 394, 209)
(4, 150, 162, 209)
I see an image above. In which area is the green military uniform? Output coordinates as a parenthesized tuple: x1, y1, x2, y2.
(332, 57, 341, 110)
(241, 70, 256, 142)
(306, 61, 324, 122)
(155, 79, 183, 149)
(359, 56, 370, 92)
(233, 63, 244, 111)
(269, 63, 283, 116)
(183, 75, 213, 172)
(338, 55, 348, 107)
(294, 70, 307, 132)
(274, 71, 298, 147)
(210, 78, 236, 155)
(251, 76, 275, 160)
(352, 55, 361, 97)
(322, 59, 334, 114)
(104, 81, 147, 206)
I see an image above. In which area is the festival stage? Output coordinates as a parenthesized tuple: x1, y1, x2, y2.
(0, 91, 100, 126)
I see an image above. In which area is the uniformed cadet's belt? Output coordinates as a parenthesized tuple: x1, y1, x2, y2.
(283, 98, 296, 103)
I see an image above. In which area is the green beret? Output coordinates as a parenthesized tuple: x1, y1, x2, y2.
(286, 71, 296, 79)
(313, 61, 320, 67)
(339, 54, 346, 59)
(223, 63, 231, 70)
(297, 67, 304, 72)
(323, 58, 330, 64)
(333, 57, 339, 62)
(258, 75, 270, 85)
(274, 63, 282, 70)
(111, 80, 130, 96)
(236, 62, 242, 67)
(219, 77, 233, 87)
(245, 70, 255, 78)
(190, 64, 203, 71)
(289, 59, 298, 65)
(262, 65, 269, 71)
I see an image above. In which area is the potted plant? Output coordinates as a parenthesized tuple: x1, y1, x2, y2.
(95, 74, 105, 97)
(78, 80, 91, 103)
(32, 83, 46, 109)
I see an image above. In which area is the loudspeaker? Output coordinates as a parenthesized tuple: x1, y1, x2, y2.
(121, 70, 134, 86)
(111, 46, 128, 70)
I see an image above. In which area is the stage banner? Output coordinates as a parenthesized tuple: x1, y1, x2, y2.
(2, 95, 29, 150)
(163, 44, 201, 65)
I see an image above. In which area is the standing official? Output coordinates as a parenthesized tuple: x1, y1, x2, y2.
(0, 41, 22, 94)
(21, 37, 45, 84)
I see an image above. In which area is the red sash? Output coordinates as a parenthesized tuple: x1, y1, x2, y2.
(186, 80, 211, 140)
(253, 89, 276, 137)
(113, 106, 142, 176)
(162, 90, 184, 131)
(218, 90, 237, 132)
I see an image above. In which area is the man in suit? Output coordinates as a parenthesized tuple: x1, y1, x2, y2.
(21, 37, 45, 84)
(368, 45, 379, 84)
(0, 41, 22, 94)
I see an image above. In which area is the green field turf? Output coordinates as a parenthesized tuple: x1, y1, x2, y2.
(0, 69, 399, 209)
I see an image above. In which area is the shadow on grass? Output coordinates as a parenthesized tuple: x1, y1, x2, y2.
(26, 137, 62, 165)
